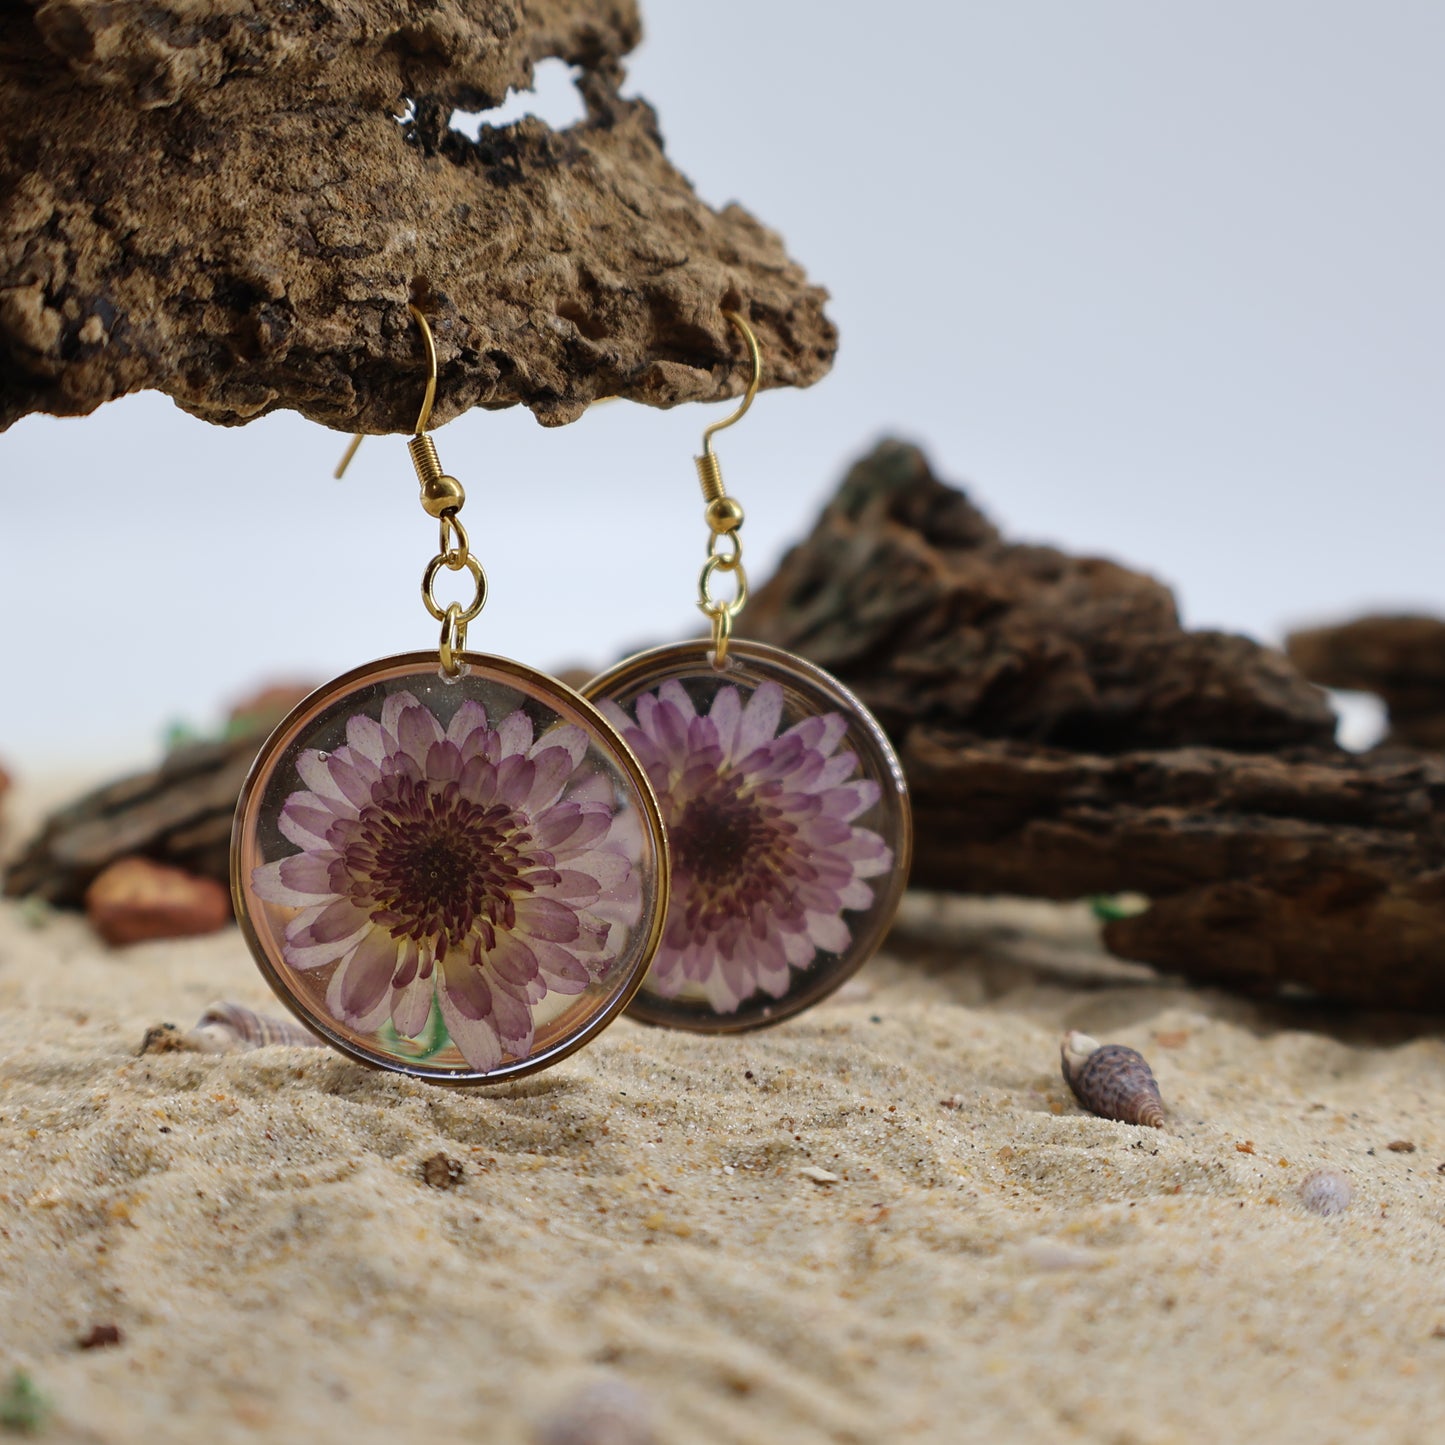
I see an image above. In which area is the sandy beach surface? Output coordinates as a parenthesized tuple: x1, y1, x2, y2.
(2, 781, 1444, 1445)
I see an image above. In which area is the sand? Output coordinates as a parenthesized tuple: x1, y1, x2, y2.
(2, 782, 1445, 1445)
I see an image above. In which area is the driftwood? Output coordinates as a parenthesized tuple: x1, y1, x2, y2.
(745, 441, 1445, 1010)
(11, 439, 1445, 1009)
(0, 1, 834, 432)
(3, 732, 260, 907)
(747, 441, 1337, 752)
(1288, 615, 1445, 750)
(2, 682, 308, 906)
(902, 735, 1445, 1010)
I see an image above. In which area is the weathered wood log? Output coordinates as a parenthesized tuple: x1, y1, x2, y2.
(0, 1, 834, 432)
(1287, 615, 1445, 750)
(902, 733, 1445, 1009)
(3, 733, 260, 907)
(742, 440, 1445, 1009)
(1, 680, 309, 906)
(747, 440, 1337, 752)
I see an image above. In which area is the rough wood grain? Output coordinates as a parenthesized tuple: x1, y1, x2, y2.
(0, 0, 835, 432)
(3, 734, 258, 907)
(742, 440, 1445, 1009)
(747, 440, 1337, 752)
(1, 683, 312, 907)
(902, 732, 1445, 1009)
(1287, 614, 1445, 749)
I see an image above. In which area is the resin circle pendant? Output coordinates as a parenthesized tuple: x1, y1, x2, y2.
(583, 639, 911, 1032)
(231, 653, 668, 1083)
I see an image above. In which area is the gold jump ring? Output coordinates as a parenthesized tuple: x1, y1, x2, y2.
(423, 552, 487, 624)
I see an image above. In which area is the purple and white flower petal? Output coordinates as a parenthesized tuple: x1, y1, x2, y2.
(602, 679, 892, 1013)
(253, 690, 638, 1071)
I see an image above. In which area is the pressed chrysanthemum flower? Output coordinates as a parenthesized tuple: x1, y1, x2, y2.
(602, 680, 892, 1012)
(251, 691, 641, 1071)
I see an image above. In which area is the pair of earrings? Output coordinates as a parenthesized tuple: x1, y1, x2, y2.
(230, 307, 912, 1083)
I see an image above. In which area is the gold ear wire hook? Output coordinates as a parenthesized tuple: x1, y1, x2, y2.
(694, 309, 760, 667)
(699, 310, 762, 460)
(408, 302, 438, 437)
(334, 303, 441, 479)
(333, 432, 364, 480)
(695, 310, 761, 535)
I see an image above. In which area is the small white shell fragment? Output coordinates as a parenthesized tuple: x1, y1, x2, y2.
(1299, 1168, 1354, 1217)
(800, 1166, 841, 1184)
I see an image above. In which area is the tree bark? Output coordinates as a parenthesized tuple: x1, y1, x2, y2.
(0, 1, 835, 431)
(744, 441, 1445, 1009)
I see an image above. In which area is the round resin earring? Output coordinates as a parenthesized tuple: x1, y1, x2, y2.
(230, 306, 668, 1083)
(583, 311, 911, 1032)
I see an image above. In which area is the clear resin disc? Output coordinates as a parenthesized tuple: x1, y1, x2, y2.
(231, 653, 668, 1083)
(584, 639, 911, 1032)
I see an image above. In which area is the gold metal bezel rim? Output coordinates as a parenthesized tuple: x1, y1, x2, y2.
(229, 650, 670, 1085)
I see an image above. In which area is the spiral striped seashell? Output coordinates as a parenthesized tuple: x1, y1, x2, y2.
(184, 1001, 324, 1053)
(1060, 1031, 1165, 1128)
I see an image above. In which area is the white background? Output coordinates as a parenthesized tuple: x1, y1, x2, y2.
(2, 2, 1440, 773)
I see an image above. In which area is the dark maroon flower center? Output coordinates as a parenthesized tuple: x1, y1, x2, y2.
(669, 778, 803, 931)
(338, 776, 544, 952)
(676, 792, 772, 887)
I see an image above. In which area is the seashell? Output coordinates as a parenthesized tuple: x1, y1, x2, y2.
(1299, 1168, 1353, 1217)
(1060, 1030, 1166, 1128)
(183, 1001, 324, 1053)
